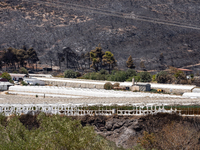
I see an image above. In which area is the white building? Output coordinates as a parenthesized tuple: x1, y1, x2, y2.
(9, 73, 27, 81)
(0, 82, 14, 91)
(23, 78, 45, 85)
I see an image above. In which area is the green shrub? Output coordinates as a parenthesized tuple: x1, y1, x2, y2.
(152, 74, 156, 82)
(82, 72, 108, 80)
(0, 113, 108, 150)
(104, 82, 113, 90)
(90, 72, 98, 80)
(0, 72, 12, 83)
(99, 69, 108, 75)
(75, 72, 82, 77)
(126, 76, 133, 82)
(126, 76, 141, 82)
(134, 76, 141, 82)
(82, 73, 91, 79)
(19, 67, 28, 74)
(156, 71, 172, 83)
(107, 71, 127, 82)
(21, 81, 28, 86)
(125, 69, 137, 78)
(64, 70, 77, 78)
(139, 72, 152, 82)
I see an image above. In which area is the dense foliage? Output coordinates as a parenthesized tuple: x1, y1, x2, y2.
(139, 72, 152, 82)
(81, 69, 152, 83)
(64, 69, 78, 78)
(0, 47, 39, 71)
(0, 72, 12, 83)
(126, 56, 135, 69)
(19, 67, 28, 74)
(104, 82, 113, 90)
(0, 113, 120, 150)
(156, 71, 172, 83)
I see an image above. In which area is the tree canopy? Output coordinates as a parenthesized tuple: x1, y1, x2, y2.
(102, 51, 117, 74)
(90, 44, 104, 72)
(126, 55, 135, 69)
(0, 47, 39, 71)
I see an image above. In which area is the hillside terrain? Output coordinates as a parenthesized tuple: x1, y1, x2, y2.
(0, 0, 200, 71)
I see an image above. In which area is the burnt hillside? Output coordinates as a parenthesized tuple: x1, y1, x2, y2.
(1, 0, 200, 70)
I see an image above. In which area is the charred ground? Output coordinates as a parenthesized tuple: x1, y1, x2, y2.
(1, 0, 200, 71)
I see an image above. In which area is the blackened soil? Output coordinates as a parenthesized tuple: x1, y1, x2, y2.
(19, 114, 40, 130)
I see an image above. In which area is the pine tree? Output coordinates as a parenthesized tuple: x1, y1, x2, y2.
(126, 55, 135, 69)
(140, 61, 145, 70)
(102, 51, 117, 74)
(27, 48, 39, 70)
(90, 44, 104, 72)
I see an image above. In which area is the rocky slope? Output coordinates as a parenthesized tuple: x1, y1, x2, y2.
(18, 112, 200, 149)
(80, 113, 200, 149)
(1, 0, 200, 71)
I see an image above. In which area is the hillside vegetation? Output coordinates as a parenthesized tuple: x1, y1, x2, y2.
(1, 0, 200, 70)
(1, 113, 200, 149)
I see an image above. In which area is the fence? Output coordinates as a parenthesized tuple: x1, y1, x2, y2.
(1, 103, 200, 116)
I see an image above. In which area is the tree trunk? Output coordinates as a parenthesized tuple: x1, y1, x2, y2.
(66, 53, 68, 68)
(59, 61, 61, 71)
(109, 64, 111, 74)
(51, 60, 52, 70)
(88, 58, 90, 69)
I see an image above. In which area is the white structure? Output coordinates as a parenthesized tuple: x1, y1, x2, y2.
(0, 82, 14, 91)
(23, 78, 45, 85)
(9, 86, 184, 98)
(0, 103, 182, 116)
(10, 73, 26, 81)
(29, 74, 53, 78)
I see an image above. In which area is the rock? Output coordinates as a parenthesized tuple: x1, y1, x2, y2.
(105, 121, 113, 131)
(112, 121, 125, 130)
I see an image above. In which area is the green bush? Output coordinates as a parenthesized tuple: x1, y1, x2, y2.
(126, 76, 140, 82)
(19, 67, 28, 74)
(126, 76, 133, 82)
(156, 71, 172, 83)
(64, 70, 77, 78)
(82, 71, 108, 81)
(134, 76, 141, 82)
(152, 74, 156, 82)
(0, 113, 110, 150)
(125, 69, 137, 78)
(104, 82, 113, 90)
(21, 81, 28, 86)
(174, 70, 186, 80)
(99, 69, 108, 75)
(139, 72, 152, 82)
(75, 72, 82, 77)
(82, 72, 91, 79)
(0, 72, 12, 83)
(107, 71, 127, 82)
